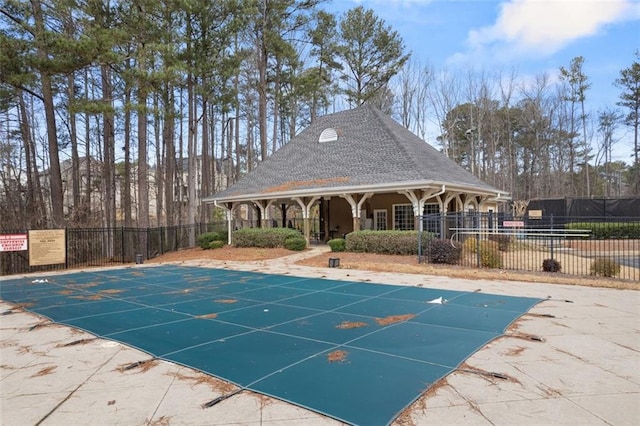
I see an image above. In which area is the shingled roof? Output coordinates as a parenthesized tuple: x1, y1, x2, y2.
(204, 104, 505, 203)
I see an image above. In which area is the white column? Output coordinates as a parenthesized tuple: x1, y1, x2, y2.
(292, 196, 321, 243)
(399, 186, 445, 230)
(339, 192, 372, 231)
(252, 200, 274, 227)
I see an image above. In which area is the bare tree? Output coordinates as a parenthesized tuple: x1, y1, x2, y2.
(429, 70, 461, 158)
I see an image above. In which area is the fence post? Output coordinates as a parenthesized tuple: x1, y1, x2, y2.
(121, 227, 125, 264)
(550, 214, 554, 260)
(65, 228, 69, 269)
(475, 228, 480, 268)
(417, 223, 422, 263)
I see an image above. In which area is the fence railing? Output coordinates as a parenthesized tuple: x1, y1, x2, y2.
(2, 215, 638, 281)
(0, 222, 228, 276)
(418, 213, 639, 281)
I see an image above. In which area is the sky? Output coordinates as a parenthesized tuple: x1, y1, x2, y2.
(323, 0, 640, 163)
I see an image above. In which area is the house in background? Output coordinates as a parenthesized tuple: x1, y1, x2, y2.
(59, 157, 103, 222)
(53, 156, 231, 226)
(204, 105, 510, 242)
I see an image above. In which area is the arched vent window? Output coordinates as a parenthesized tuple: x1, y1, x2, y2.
(318, 128, 338, 143)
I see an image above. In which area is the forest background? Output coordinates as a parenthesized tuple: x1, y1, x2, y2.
(1, 0, 638, 231)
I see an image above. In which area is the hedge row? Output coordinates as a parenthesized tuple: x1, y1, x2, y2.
(344, 230, 433, 255)
(232, 227, 304, 248)
(566, 222, 640, 239)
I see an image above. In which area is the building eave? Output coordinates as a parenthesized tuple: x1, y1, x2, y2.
(203, 180, 509, 205)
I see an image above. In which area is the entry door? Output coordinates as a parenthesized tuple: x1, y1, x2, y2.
(374, 209, 387, 230)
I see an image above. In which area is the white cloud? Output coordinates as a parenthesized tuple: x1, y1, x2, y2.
(468, 0, 637, 56)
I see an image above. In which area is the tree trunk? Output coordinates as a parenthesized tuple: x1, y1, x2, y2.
(18, 92, 45, 228)
(67, 72, 81, 223)
(32, 0, 64, 227)
(187, 71, 197, 225)
(201, 99, 210, 222)
(235, 106, 241, 182)
(83, 69, 92, 222)
(137, 76, 149, 229)
(163, 86, 175, 227)
(154, 90, 163, 227)
(272, 57, 280, 154)
(123, 74, 132, 227)
(101, 64, 116, 229)
(258, 5, 268, 162)
(227, 115, 233, 185)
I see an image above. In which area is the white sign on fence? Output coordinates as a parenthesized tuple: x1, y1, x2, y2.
(0, 234, 28, 252)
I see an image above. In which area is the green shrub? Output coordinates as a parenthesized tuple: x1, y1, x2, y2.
(283, 236, 307, 251)
(197, 232, 218, 249)
(233, 227, 302, 248)
(478, 241, 503, 268)
(590, 258, 620, 277)
(426, 239, 461, 264)
(488, 234, 513, 251)
(542, 258, 561, 273)
(567, 222, 640, 239)
(345, 230, 434, 255)
(328, 238, 346, 252)
(197, 231, 228, 249)
(208, 240, 225, 249)
(462, 237, 478, 253)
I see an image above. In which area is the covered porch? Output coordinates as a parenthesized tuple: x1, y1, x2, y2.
(210, 183, 506, 245)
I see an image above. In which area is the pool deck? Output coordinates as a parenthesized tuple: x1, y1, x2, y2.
(2, 246, 639, 425)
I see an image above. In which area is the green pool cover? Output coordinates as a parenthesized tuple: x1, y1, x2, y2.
(0, 266, 541, 425)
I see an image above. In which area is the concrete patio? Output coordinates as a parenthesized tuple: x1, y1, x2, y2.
(1, 247, 639, 425)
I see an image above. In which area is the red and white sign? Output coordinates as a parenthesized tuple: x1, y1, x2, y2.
(503, 221, 525, 228)
(0, 234, 28, 252)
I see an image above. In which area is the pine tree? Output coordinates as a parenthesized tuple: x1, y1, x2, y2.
(615, 51, 640, 194)
(337, 6, 410, 106)
(560, 56, 592, 197)
(307, 10, 341, 122)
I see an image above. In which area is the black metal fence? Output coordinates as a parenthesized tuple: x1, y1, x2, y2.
(3, 215, 638, 282)
(418, 212, 639, 281)
(0, 222, 227, 276)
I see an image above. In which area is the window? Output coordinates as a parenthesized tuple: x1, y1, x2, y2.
(374, 209, 387, 230)
(318, 128, 338, 143)
(424, 203, 440, 215)
(393, 204, 414, 230)
(422, 203, 440, 234)
(466, 207, 479, 229)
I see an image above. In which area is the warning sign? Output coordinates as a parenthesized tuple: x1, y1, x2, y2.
(0, 234, 28, 252)
(28, 229, 66, 266)
(503, 220, 525, 227)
